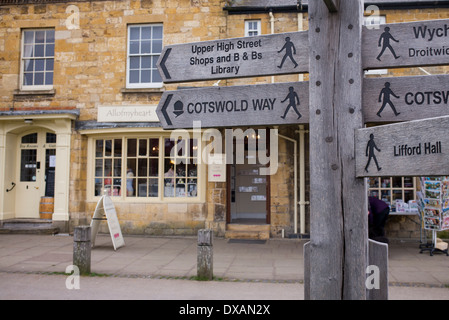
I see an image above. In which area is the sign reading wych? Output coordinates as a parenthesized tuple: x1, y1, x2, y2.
(355, 116, 449, 178)
(363, 19, 449, 69)
(157, 31, 309, 83)
(156, 82, 309, 129)
(363, 74, 449, 122)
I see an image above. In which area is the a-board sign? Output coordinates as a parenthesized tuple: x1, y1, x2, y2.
(363, 19, 449, 70)
(363, 74, 449, 122)
(156, 81, 309, 129)
(90, 195, 125, 251)
(157, 31, 309, 83)
(355, 116, 449, 177)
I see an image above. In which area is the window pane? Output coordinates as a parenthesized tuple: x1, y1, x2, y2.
(35, 59, 45, 71)
(152, 70, 162, 83)
(128, 139, 137, 157)
(130, 27, 140, 40)
(95, 159, 103, 177)
(129, 41, 139, 54)
(45, 72, 53, 85)
(45, 44, 54, 57)
(46, 132, 57, 143)
(104, 159, 112, 176)
(35, 44, 44, 57)
(114, 139, 122, 157)
(149, 158, 158, 177)
(141, 56, 151, 69)
(150, 139, 159, 156)
(138, 158, 148, 177)
(105, 140, 112, 157)
(149, 178, 158, 197)
(25, 59, 34, 72)
(46, 59, 54, 71)
(96, 140, 104, 157)
(24, 31, 34, 44)
(141, 40, 151, 54)
(139, 139, 147, 156)
(24, 73, 33, 85)
(129, 70, 139, 83)
(141, 70, 151, 83)
(22, 133, 38, 144)
(130, 56, 140, 69)
(46, 30, 55, 43)
(34, 72, 44, 85)
(141, 26, 151, 39)
(165, 138, 175, 157)
(35, 31, 45, 43)
(152, 39, 162, 53)
(20, 149, 37, 182)
(153, 26, 163, 39)
(138, 178, 147, 197)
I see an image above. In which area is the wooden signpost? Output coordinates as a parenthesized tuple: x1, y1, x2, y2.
(154, 0, 449, 300)
(356, 116, 449, 178)
(363, 74, 449, 122)
(363, 19, 449, 70)
(156, 82, 309, 129)
(157, 31, 309, 83)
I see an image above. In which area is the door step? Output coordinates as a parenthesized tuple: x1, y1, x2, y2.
(225, 223, 270, 240)
(0, 219, 59, 235)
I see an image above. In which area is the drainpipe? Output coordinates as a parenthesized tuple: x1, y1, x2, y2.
(297, 125, 309, 235)
(278, 132, 298, 235)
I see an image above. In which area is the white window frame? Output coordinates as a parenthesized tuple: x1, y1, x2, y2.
(20, 28, 55, 91)
(126, 24, 163, 89)
(245, 20, 261, 37)
(87, 132, 205, 203)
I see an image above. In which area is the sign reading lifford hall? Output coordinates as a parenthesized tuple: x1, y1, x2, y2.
(355, 116, 449, 178)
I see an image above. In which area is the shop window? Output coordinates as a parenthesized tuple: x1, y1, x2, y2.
(245, 20, 261, 37)
(126, 24, 163, 88)
(92, 136, 199, 200)
(20, 149, 37, 182)
(21, 29, 55, 90)
(95, 139, 123, 197)
(368, 177, 417, 212)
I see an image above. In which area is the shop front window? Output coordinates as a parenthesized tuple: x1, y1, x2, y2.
(93, 136, 199, 200)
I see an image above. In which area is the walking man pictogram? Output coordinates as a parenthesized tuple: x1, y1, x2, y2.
(281, 87, 302, 119)
(377, 82, 400, 117)
(377, 26, 400, 61)
(278, 37, 299, 69)
(365, 134, 382, 173)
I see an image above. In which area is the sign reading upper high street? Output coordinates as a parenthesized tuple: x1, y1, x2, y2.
(363, 19, 449, 69)
(355, 116, 449, 178)
(363, 74, 449, 122)
(157, 31, 309, 83)
(156, 82, 309, 129)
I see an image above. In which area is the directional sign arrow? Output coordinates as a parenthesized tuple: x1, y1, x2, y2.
(156, 82, 309, 129)
(156, 31, 309, 84)
(356, 115, 449, 177)
(363, 19, 449, 70)
(363, 74, 449, 123)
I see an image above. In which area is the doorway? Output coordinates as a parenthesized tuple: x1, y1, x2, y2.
(227, 132, 270, 225)
(15, 130, 56, 218)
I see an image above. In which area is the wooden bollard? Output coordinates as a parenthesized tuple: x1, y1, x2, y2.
(73, 226, 91, 275)
(197, 229, 213, 280)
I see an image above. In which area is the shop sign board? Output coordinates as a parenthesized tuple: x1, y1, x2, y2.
(363, 19, 449, 70)
(156, 82, 309, 129)
(157, 31, 309, 83)
(98, 105, 159, 123)
(355, 116, 449, 178)
(363, 74, 449, 122)
(90, 195, 125, 251)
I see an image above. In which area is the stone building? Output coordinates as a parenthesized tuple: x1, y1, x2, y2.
(0, 0, 447, 239)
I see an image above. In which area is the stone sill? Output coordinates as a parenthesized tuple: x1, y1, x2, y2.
(120, 87, 165, 94)
(13, 89, 56, 98)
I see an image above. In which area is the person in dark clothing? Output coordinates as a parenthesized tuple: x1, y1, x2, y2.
(368, 196, 390, 243)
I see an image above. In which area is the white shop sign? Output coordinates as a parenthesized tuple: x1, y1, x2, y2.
(98, 105, 159, 122)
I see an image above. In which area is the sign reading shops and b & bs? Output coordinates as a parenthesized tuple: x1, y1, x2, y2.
(363, 19, 449, 70)
(157, 31, 309, 83)
(355, 116, 449, 178)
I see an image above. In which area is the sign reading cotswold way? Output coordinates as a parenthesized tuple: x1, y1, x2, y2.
(355, 116, 449, 178)
(363, 74, 449, 122)
(363, 19, 449, 69)
(157, 31, 309, 83)
(156, 82, 309, 129)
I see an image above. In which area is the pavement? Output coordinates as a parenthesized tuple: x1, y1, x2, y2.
(0, 233, 448, 300)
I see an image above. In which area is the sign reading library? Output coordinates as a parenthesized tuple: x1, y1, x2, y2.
(363, 19, 449, 70)
(355, 116, 449, 178)
(157, 31, 309, 83)
(156, 82, 309, 129)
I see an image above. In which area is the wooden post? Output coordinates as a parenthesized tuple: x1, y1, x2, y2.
(306, 0, 368, 299)
(73, 226, 91, 276)
(197, 229, 213, 280)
